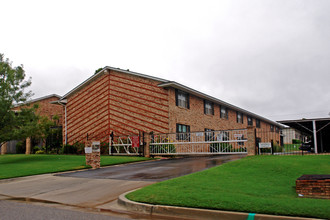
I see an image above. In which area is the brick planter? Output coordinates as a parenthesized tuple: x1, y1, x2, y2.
(296, 175, 330, 199)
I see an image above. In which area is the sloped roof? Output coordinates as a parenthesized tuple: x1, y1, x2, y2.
(61, 66, 169, 99)
(13, 94, 61, 107)
(60, 66, 283, 127)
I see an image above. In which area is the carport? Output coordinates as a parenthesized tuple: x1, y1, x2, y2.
(277, 117, 330, 153)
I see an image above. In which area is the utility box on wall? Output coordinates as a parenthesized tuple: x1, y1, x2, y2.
(85, 141, 101, 169)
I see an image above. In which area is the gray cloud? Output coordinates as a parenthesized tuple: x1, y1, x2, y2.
(1, 0, 329, 121)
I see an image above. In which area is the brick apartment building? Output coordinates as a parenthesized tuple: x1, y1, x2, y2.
(55, 67, 281, 145)
(12, 94, 63, 123)
(2, 94, 63, 154)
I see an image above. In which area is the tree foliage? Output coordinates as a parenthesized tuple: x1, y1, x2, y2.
(0, 53, 37, 146)
(94, 67, 104, 74)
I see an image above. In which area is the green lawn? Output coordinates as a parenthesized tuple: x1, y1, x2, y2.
(0, 154, 151, 179)
(127, 155, 330, 219)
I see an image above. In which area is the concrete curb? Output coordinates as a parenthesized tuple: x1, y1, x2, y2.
(118, 190, 318, 220)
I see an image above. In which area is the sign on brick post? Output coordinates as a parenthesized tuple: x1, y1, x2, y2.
(85, 141, 100, 169)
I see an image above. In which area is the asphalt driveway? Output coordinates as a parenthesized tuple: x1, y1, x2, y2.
(0, 154, 245, 219)
(56, 154, 245, 181)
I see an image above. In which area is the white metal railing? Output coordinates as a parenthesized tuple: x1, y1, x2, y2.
(150, 129, 247, 155)
(110, 136, 140, 155)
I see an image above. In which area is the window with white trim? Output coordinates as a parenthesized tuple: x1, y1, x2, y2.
(220, 106, 228, 119)
(256, 119, 261, 128)
(237, 112, 243, 124)
(247, 116, 253, 126)
(175, 89, 189, 109)
(204, 100, 214, 115)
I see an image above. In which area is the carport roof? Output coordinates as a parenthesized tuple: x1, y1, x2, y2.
(277, 117, 330, 134)
(277, 117, 330, 123)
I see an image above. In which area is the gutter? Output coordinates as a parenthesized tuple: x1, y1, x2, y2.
(55, 99, 68, 145)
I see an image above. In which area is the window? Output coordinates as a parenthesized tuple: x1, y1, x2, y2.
(220, 106, 228, 119)
(270, 125, 274, 132)
(175, 89, 189, 109)
(256, 119, 261, 128)
(204, 100, 214, 115)
(236, 112, 243, 124)
(275, 126, 279, 133)
(247, 116, 253, 126)
(176, 123, 190, 141)
(205, 128, 214, 141)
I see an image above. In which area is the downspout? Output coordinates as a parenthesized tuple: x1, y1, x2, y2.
(65, 105, 67, 145)
(58, 100, 68, 145)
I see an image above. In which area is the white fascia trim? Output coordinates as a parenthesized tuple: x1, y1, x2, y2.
(60, 66, 170, 100)
(14, 94, 61, 107)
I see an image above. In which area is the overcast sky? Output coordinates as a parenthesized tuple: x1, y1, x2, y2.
(1, 0, 329, 121)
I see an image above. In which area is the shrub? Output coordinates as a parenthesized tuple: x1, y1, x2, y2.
(62, 144, 77, 154)
(292, 139, 302, 144)
(73, 142, 85, 155)
(32, 146, 40, 154)
(62, 142, 85, 155)
(49, 149, 59, 154)
(100, 142, 109, 155)
(272, 142, 283, 152)
(35, 150, 45, 154)
(150, 143, 176, 154)
(16, 141, 26, 154)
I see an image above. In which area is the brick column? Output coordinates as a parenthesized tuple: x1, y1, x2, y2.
(247, 126, 256, 156)
(144, 133, 151, 158)
(85, 141, 101, 169)
(26, 137, 31, 154)
(1, 142, 7, 155)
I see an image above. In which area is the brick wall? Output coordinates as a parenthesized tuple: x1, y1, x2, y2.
(65, 73, 109, 144)
(65, 70, 169, 144)
(169, 89, 247, 133)
(12, 95, 63, 124)
(168, 88, 278, 136)
(296, 175, 330, 199)
(64, 69, 279, 145)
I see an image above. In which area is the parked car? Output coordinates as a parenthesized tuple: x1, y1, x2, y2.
(299, 141, 314, 152)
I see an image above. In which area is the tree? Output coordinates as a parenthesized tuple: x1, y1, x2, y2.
(0, 53, 37, 148)
(94, 67, 104, 74)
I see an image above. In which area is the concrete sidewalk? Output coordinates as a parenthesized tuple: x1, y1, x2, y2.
(0, 173, 153, 209)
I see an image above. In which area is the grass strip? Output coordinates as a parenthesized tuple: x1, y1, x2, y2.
(127, 155, 330, 219)
(0, 154, 151, 179)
